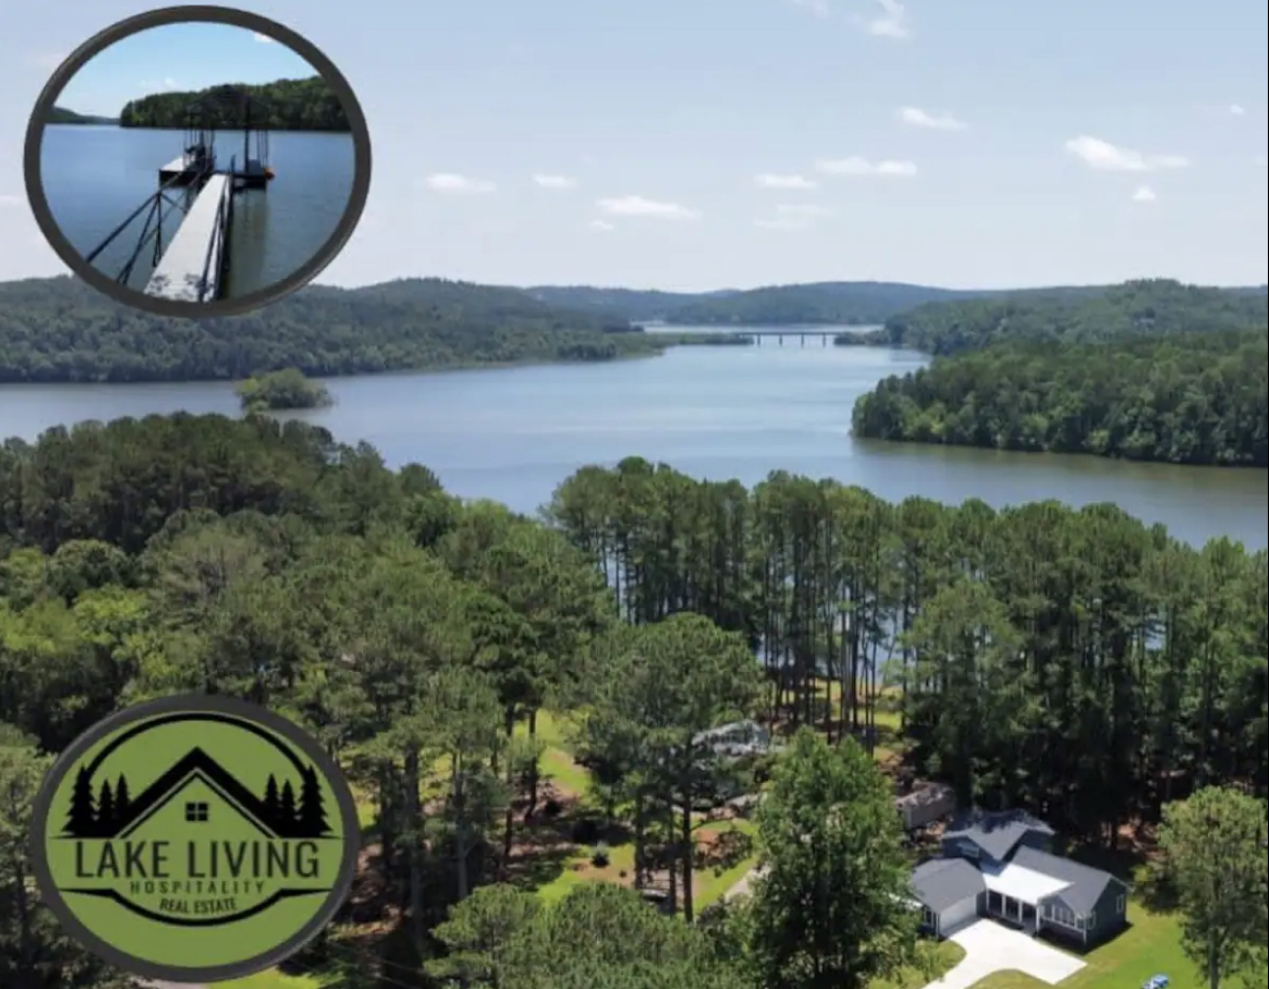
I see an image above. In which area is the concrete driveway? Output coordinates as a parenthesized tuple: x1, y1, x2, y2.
(922, 920, 1086, 989)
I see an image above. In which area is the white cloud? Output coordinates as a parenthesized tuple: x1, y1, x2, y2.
(755, 204, 834, 230)
(596, 195, 701, 219)
(0, 194, 25, 208)
(1228, 104, 1245, 116)
(140, 77, 180, 92)
(1132, 185, 1157, 203)
(587, 219, 615, 232)
(790, 0, 831, 16)
(253, 32, 275, 43)
(860, 0, 911, 39)
(1064, 136, 1189, 172)
(897, 106, 966, 131)
(533, 174, 577, 190)
(1255, 155, 1267, 167)
(754, 173, 819, 190)
(423, 173, 497, 194)
(815, 156, 917, 176)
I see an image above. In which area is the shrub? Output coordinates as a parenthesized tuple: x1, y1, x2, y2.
(591, 842, 610, 868)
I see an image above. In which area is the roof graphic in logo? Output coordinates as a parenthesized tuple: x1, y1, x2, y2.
(31, 694, 359, 982)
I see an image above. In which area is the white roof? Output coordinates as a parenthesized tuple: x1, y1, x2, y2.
(979, 860, 1071, 904)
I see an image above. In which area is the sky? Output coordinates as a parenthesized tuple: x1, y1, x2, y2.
(1, 0, 1266, 292)
(56, 22, 317, 119)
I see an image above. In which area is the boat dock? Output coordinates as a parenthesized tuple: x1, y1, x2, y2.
(158, 151, 214, 185)
(86, 89, 274, 304)
(144, 174, 232, 302)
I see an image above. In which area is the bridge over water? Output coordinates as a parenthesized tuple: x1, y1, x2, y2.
(662, 327, 883, 347)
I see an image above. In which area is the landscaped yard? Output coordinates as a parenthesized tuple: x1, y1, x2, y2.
(968, 903, 1199, 989)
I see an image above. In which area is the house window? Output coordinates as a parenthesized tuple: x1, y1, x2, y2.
(1115, 894, 1126, 914)
(958, 841, 980, 859)
(1087, 911, 1096, 929)
(185, 802, 209, 822)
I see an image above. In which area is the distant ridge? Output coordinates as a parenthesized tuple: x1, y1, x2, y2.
(47, 105, 118, 125)
(525, 279, 1268, 328)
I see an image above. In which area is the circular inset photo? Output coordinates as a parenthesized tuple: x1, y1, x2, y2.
(23, 6, 371, 318)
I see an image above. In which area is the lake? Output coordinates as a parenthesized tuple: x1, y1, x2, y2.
(1, 338, 1264, 549)
(38, 125, 354, 296)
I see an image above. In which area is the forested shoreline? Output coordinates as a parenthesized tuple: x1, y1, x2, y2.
(119, 77, 351, 131)
(882, 278, 1268, 356)
(0, 276, 662, 383)
(852, 279, 1269, 467)
(1, 416, 1264, 987)
(853, 331, 1269, 466)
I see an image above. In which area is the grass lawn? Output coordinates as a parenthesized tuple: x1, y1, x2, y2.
(969, 902, 1199, 989)
(532, 814, 761, 912)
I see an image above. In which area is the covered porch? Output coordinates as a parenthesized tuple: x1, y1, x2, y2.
(979, 860, 1071, 937)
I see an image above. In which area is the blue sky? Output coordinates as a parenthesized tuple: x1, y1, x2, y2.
(1, 0, 1266, 291)
(57, 22, 317, 118)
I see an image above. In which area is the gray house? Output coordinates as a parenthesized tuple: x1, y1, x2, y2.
(909, 809, 1129, 946)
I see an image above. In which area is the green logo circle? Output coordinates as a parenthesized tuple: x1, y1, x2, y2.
(30, 694, 360, 982)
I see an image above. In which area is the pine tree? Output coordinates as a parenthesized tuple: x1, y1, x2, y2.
(279, 779, 298, 829)
(263, 774, 280, 826)
(298, 765, 329, 836)
(97, 780, 115, 833)
(115, 775, 131, 819)
(65, 765, 96, 836)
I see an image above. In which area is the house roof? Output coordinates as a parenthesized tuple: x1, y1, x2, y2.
(1010, 846, 1123, 915)
(113, 747, 280, 839)
(910, 857, 985, 913)
(944, 808, 1055, 861)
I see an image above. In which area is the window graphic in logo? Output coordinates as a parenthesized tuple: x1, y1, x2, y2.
(31, 694, 359, 982)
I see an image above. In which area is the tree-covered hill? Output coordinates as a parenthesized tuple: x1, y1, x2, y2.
(523, 285, 734, 323)
(853, 330, 1269, 466)
(119, 76, 350, 131)
(884, 278, 1269, 355)
(0, 275, 665, 383)
(657, 281, 1002, 325)
(46, 106, 118, 125)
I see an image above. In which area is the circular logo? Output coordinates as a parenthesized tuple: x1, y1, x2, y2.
(30, 694, 360, 981)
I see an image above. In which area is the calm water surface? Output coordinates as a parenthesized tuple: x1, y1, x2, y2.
(39, 125, 354, 295)
(1, 340, 1264, 549)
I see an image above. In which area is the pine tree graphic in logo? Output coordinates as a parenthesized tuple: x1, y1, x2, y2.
(31, 695, 359, 982)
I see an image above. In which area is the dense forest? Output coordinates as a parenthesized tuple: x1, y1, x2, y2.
(0, 416, 1265, 988)
(853, 331, 1269, 466)
(851, 279, 1269, 465)
(0, 276, 663, 383)
(118, 76, 350, 131)
(884, 279, 1269, 356)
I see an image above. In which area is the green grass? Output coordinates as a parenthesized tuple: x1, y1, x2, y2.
(540, 745, 592, 800)
(969, 902, 1198, 989)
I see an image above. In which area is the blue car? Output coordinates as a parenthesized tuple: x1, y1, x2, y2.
(1142, 976, 1170, 989)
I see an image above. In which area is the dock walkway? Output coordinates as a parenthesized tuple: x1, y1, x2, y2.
(144, 174, 230, 302)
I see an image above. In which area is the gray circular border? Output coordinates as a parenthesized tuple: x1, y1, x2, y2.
(28, 692, 362, 982)
(22, 5, 372, 319)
